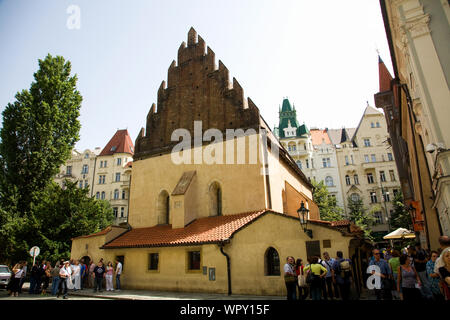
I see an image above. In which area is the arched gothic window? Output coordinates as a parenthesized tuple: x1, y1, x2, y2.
(157, 190, 170, 225)
(265, 247, 280, 276)
(209, 182, 222, 216)
(325, 176, 333, 187)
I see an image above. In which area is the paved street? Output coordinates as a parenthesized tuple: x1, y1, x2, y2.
(0, 282, 378, 300)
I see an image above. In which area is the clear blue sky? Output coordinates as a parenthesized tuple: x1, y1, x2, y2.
(0, 0, 393, 152)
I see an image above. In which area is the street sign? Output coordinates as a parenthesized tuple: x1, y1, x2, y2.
(29, 246, 40, 265)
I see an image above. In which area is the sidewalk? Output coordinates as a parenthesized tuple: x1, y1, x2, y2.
(21, 282, 284, 300)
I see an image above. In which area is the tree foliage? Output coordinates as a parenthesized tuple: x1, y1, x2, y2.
(389, 191, 413, 230)
(0, 54, 113, 264)
(347, 196, 375, 240)
(311, 179, 344, 221)
(0, 54, 82, 215)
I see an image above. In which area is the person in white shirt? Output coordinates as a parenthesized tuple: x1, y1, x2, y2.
(115, 259, 122, 291)
(72, 260, 81, 291)
(58, 261, 70, 299)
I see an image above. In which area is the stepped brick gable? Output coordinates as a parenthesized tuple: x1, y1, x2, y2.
(134, 27, 260, 160)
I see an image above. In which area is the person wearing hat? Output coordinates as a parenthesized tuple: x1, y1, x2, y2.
(57, 261, 70, 299)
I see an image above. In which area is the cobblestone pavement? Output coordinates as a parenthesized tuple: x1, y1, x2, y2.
(1, 282, 380, 300)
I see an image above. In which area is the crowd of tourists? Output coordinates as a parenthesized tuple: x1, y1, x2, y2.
(283, 235, 450, 301)
(284, 251, 353, 301)
(6, 257, 123, 299)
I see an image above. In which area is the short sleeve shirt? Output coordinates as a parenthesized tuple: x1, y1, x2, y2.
(116, 262, 122, 275)
(284, 263, 294, 275)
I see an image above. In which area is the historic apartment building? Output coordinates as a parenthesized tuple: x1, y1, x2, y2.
(275, 100, 402, 237)
(328, 106, 403, 237)
(55, 129, 134, 224)
(71, 28, 369, 296)
(374, 0, 448, 249)
(274, 102, 345, 209)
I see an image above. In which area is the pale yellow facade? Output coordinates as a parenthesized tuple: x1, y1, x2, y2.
(71, 213, 355, 295)
(55, 148, 133, 225)
(93, 153, 133, 224)
(334, 107, 402, 234)
(71, 134, 362, 296)
(55, 148, 101, 195)
(383, 0, 450, 238)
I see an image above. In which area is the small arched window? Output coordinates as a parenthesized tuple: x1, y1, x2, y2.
(157, 190, 170, 225)
(351, 193, 360, 202)
(209, 182, 222, 216)
(114, 189, 119, 200)
(265, 247, 280, 276)
(325, 176, 333, 187)
(101, 191, 105, 200)
(345, 175, 351, 186)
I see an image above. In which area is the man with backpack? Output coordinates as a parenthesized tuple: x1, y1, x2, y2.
(321, 252, 338, 300)
(369, 248, 393, 300)
(332, 251, 353, 300)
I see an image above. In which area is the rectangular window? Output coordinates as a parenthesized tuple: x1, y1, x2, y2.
(117, 158, 122, 165)
(306, 159, 309, 169)
(383, 191, 390, 202)
(345, 156, 349, 165)
(364, 155, 369, 163)
(66, 166, 72, 175)
(311, 159, 314, 168)
(389, 170, 396, 181)
(188, 251, 201, 270)
(371, 154, 376, 162)
(393, 189, 399, 197)
(122, 190, 126, 199)
(367, 173, 374, 184)
(98, 175, 106, 184)
(104, 160, 107, 167)
(374, 212, 383, 224)
(387, 153, 393, 161)
(148, 253, 159, 271)
(79, 180, 83, 188)
(351, 155, 354, 164)
(370, 192, 377, 203)
(84, 180, 88, 188)
(100, 161, 103, 168)
(115, 173, 121, 182)
(380, 171, 386, 182)
(82, 164, 88, 174)
(354, 175, 359, 185)
(113, 207, 118, 218)
(364, 139, 371, 147)
(120, 207, 125, 217)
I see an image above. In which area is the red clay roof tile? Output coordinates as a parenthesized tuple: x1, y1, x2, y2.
(102, 210, 268, 248)
(99, 129, 134, 156)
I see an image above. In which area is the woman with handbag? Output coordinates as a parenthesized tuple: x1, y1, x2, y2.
(295, 259, 308, 300)
(397, 254, 422, 300)
(304, 256, 327, 300)
(284, 256, 297, 300)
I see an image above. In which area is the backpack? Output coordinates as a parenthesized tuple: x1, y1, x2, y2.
(339, 259, 352, 279)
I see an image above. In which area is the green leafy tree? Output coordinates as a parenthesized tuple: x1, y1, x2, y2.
(33, 181, 114, 262)
(0, 54, 113, 264)
(311, 179, 344, 221)
(347, 195, 375, 240)
(0, 54, 82, 216)
(390, 191, 413, 230)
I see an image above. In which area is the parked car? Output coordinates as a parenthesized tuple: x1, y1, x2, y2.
(0, 265, 12, 289)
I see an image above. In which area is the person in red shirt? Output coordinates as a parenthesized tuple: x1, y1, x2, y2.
(295, 258, 308, 300)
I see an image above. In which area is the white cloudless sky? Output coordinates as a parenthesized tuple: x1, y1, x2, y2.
(0, 0, 394, 152)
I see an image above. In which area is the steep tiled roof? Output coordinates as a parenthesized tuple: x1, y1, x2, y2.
(102, 210, 268, 248)
(310, 129, 331, 146)
(99, 212, 361, 249)
(71, 226, 112, 240)
(99, 129, 134, 156)
(378, 56, 393, 92)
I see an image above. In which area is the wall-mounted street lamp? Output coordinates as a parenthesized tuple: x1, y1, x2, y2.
(297, 201, 313, 239)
